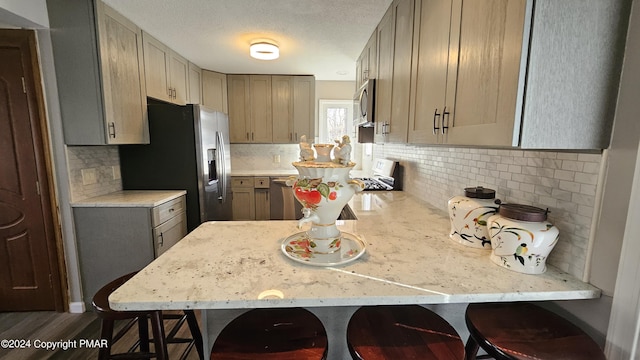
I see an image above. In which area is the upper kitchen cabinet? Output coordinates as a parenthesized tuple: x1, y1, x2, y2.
(271, 76, 294, 143)
(202, 70, 228, 113)
(409, 0, 527, 146)
(228, 74, 315, 144)
(228, 75, 250, 142)
(248, 75, 273, 143)
(355, 31, 377, 91)
(142, 32, 190, 105)
(47, 0, 148, 145)
(272, 76, 316, 143)
(292, 76, 315, 143)
(405, 0, 628, 149)
(188, 62, 202, 104)
(374, 0, 415, 143)
(228, 74, 272, 143)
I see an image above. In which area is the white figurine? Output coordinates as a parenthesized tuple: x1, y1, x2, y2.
(333, 135, 352, 165)
(299, 135, 315, 161)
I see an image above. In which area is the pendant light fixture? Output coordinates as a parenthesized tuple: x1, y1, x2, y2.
(250, 40, 279, 60)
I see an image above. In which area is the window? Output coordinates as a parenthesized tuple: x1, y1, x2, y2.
(318, 100, 354, 144)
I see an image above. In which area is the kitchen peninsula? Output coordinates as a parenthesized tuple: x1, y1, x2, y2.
(110, 192, 600, 357)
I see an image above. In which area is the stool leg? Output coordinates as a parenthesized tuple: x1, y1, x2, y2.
(138, 315, 150, 352)
(98, 319, 114, 360)
(150, 311, 168, 360)
(184, 310, 204, 360)
(465, 335, 479, 360)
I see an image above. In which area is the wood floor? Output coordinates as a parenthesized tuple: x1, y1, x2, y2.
(0, 310, 202, 360)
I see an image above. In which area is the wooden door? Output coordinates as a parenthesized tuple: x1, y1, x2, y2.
(202, 70, 228, 113)
(254, 189, 270, 220)
(374, 5, 394, 143)
(446, 0, 526, 146)
(0, 30, 64, 311)
(188, 62, 202, 104)
(142, 32, 171, 102)
(408, 0, 454, 144)
(387, 0, 414, 143)
(271, 76, 293, 143)
(231, 189, 255, 220)
(227, 75, 250, 142)
(98, 3, 148, 144)
(292, 76, 315, 143)
(249, 75, 273, 143)
(169, 51, 189, 105)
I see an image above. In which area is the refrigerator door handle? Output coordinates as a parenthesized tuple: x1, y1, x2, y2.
(216, 131, 227, 203)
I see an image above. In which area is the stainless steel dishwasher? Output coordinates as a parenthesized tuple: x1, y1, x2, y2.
(270, 177, 303, 220)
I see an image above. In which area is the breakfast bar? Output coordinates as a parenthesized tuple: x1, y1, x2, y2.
(109, 192, 600, 358)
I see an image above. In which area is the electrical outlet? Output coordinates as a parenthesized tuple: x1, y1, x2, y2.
(273, 154, 281, 163)
(112, 166, 121, 180)
(81, 168, 97, 185)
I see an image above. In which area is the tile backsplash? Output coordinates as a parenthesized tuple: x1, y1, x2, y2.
(67, 146, 121, 202)
(230, 144, 302, 171)
(373, 143, 602, 280)
(76, 140, 601, 279)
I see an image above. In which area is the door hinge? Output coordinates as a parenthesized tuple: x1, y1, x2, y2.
(21, 77, 27, 93)
(36, 181, 41, 195)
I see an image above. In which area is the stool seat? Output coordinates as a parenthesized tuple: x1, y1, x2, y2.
(465, 302, 605, 360)
(210, 308, 328, 360)
(347, 305, 465, 360)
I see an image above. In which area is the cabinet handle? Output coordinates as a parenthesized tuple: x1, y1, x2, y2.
(294, 132, 298, 142)
(108, 122, 116, 138)
(169, 208, 174, 212)
(442, 107, 450, 134)
(433, 109, 441, 135)
(289, 132, 292, 141)
(251, 132, 254, 141)
(246, 132, 250, 140)
(158, 232, 164, 247)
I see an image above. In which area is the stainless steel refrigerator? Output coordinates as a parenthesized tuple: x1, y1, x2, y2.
(119, 103, 232, 231)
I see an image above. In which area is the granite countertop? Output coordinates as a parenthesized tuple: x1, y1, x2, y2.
(71, 190, 186, 207)
(109, 192, 600, 311)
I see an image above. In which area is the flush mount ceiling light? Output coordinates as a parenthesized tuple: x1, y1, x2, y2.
(250, 41, 279, 60)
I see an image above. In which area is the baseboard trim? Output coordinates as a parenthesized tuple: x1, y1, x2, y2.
(68, 301, 86, 313)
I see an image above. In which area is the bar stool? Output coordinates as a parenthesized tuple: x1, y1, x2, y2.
(210, 307, 328, 360)
(92, 272, 204, 360)
(346, 305, 465, 359)
(464, 302, 606, 360)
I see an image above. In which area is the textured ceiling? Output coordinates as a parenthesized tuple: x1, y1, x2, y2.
(103, 0, 392, 81)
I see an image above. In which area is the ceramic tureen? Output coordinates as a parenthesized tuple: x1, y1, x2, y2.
(282, 135, 365, 265)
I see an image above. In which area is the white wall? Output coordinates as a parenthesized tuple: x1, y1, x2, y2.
(0, 0, 48, 27)
(604, 0, 640, 356)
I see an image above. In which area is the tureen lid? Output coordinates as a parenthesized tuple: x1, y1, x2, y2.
(464, 186, 496, 199)
(498, 203, 549, 222)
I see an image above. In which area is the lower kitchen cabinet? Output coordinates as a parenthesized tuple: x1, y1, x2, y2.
(72, 192, 186, 307)
(231, 177, 270, 220)
(254, 177, 271, 220)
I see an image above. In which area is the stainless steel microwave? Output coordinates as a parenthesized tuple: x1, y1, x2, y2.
(354, 79, 375, 126)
